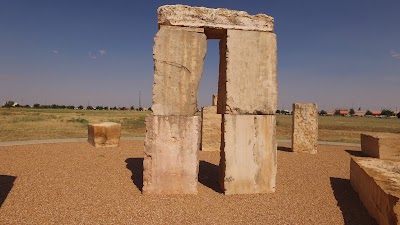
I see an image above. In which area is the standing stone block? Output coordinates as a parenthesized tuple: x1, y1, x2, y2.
(143, 115, 201, 194)
(361, 133, 400, 160)
(201, 106, 221, 152)
(292, 103, 318, 154)
(350, 157, 400, 225)
(217, 29, 277, 115)
(152, 25, 207, 116)
(220, 115, 276, 195)
(87, 122, 121, 147)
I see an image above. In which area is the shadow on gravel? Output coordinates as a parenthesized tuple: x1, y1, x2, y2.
(0, 175, 16, 208)
(198, 161, 223, 193)
(125, 158, 143, 192)
(330, 177, 377, 225)
(345, 150, 369, 157)
(277, 146, 292, 152)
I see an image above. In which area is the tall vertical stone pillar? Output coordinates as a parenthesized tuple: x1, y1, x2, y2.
(218, 29, 278, 195)
(292, 103, 318, 154)
(143, 25, 207, 194)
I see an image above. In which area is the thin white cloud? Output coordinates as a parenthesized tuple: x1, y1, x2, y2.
(88, 49, 107, 59)
(99, 49, 107, 56)
(390, 50, 400, 59)
(51, 49, 60, 55)
(88, 51, 97, 59)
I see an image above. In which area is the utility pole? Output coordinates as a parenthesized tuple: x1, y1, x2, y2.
(139, 89, 142, 109)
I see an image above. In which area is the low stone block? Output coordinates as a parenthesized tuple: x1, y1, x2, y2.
(143, 115, 201, 194)
(218, 29, 277, 115)
(158, 5, 274, 33)
(292, 103, 318, 154)
(350, 157, 400, 225)
(87, 122, 121, 147)
(361, 133, 400, 160)
(201, 106, 221, 152)
(220, 115, 276, 195)
(152, 25, 207, 116)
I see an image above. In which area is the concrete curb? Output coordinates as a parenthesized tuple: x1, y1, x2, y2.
(0, 137, 145, 147)
(0, 137, 360, 148)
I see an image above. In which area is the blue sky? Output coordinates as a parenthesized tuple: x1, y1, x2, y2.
(0, 0, 399, 110)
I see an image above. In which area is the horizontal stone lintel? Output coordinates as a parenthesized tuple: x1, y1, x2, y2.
(158, 5, 274, 32)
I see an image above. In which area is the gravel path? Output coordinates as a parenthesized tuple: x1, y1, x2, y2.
(0, 141, 375, 224)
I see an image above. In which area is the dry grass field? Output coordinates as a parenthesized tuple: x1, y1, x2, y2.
(0, 108, 150, 142)
(277, 115, 400, 143)
(1, 108, 400, 143)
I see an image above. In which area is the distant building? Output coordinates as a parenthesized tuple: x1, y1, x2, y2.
(371, 111, 381, 116)
(354, 111, 366, 117)
(338, 109, 349, 116)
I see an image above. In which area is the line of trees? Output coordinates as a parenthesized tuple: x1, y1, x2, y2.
(1, 101, 150, 111)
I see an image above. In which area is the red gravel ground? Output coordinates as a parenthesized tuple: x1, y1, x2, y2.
(0, 141, 376, 224)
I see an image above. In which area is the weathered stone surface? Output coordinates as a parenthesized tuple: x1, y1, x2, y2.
(220, 115, 276, 195)
(350, 157, 400, 225)
(218, 30, 277, 115)
(87, 122, 121, 147)
(212, 94, 218, 106)
(201, 106, 221, 152)
(158, 5, 274, 33)
(361, 133, 400, 160)
(143, 115, 201, 194)
(152, 25, 207, 116)
(292, 103, 318, 154)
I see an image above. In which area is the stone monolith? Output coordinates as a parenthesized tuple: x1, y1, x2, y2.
(292, 103, 318, 154)
(217, 30, 277, 115)
(220, 115, 276, 194)
(143, 116, 201, 194)
(152, 25, 207, 116)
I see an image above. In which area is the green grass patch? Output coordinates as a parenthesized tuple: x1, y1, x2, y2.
(67, 117, 89, 124)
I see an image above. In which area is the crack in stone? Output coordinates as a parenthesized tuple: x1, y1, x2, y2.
(156, 59, 191, 75)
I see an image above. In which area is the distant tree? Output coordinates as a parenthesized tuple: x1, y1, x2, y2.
(24, 105, 30, 108)
(358, 107, 361, 111)
(365, 110, 372, 116)
(78, 105, 84, 110)
(51, 104, 58, 109)
(111, 106, 117, 110)
(104, 106, 109, 110)
(148, 107, 152, 112)
(3, 101, 15, 108)
(334, 109, 340, 116)
(87, 105, 94, 110)
(130, 106, 135, 110)
(381, 109, 394, 117)
(33, 103, 40, 108)
(14, 104, 21, 107)
(319, 110, 327, 115)
(138, 107, 143, 111)
(96, 106, 104, 110)
(120, 107, 127, 110)
(398, 112, 400, 119)
(276, 110, 281, 114)
(67, 105, 75, 109)
(349, 108, 355, 116)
